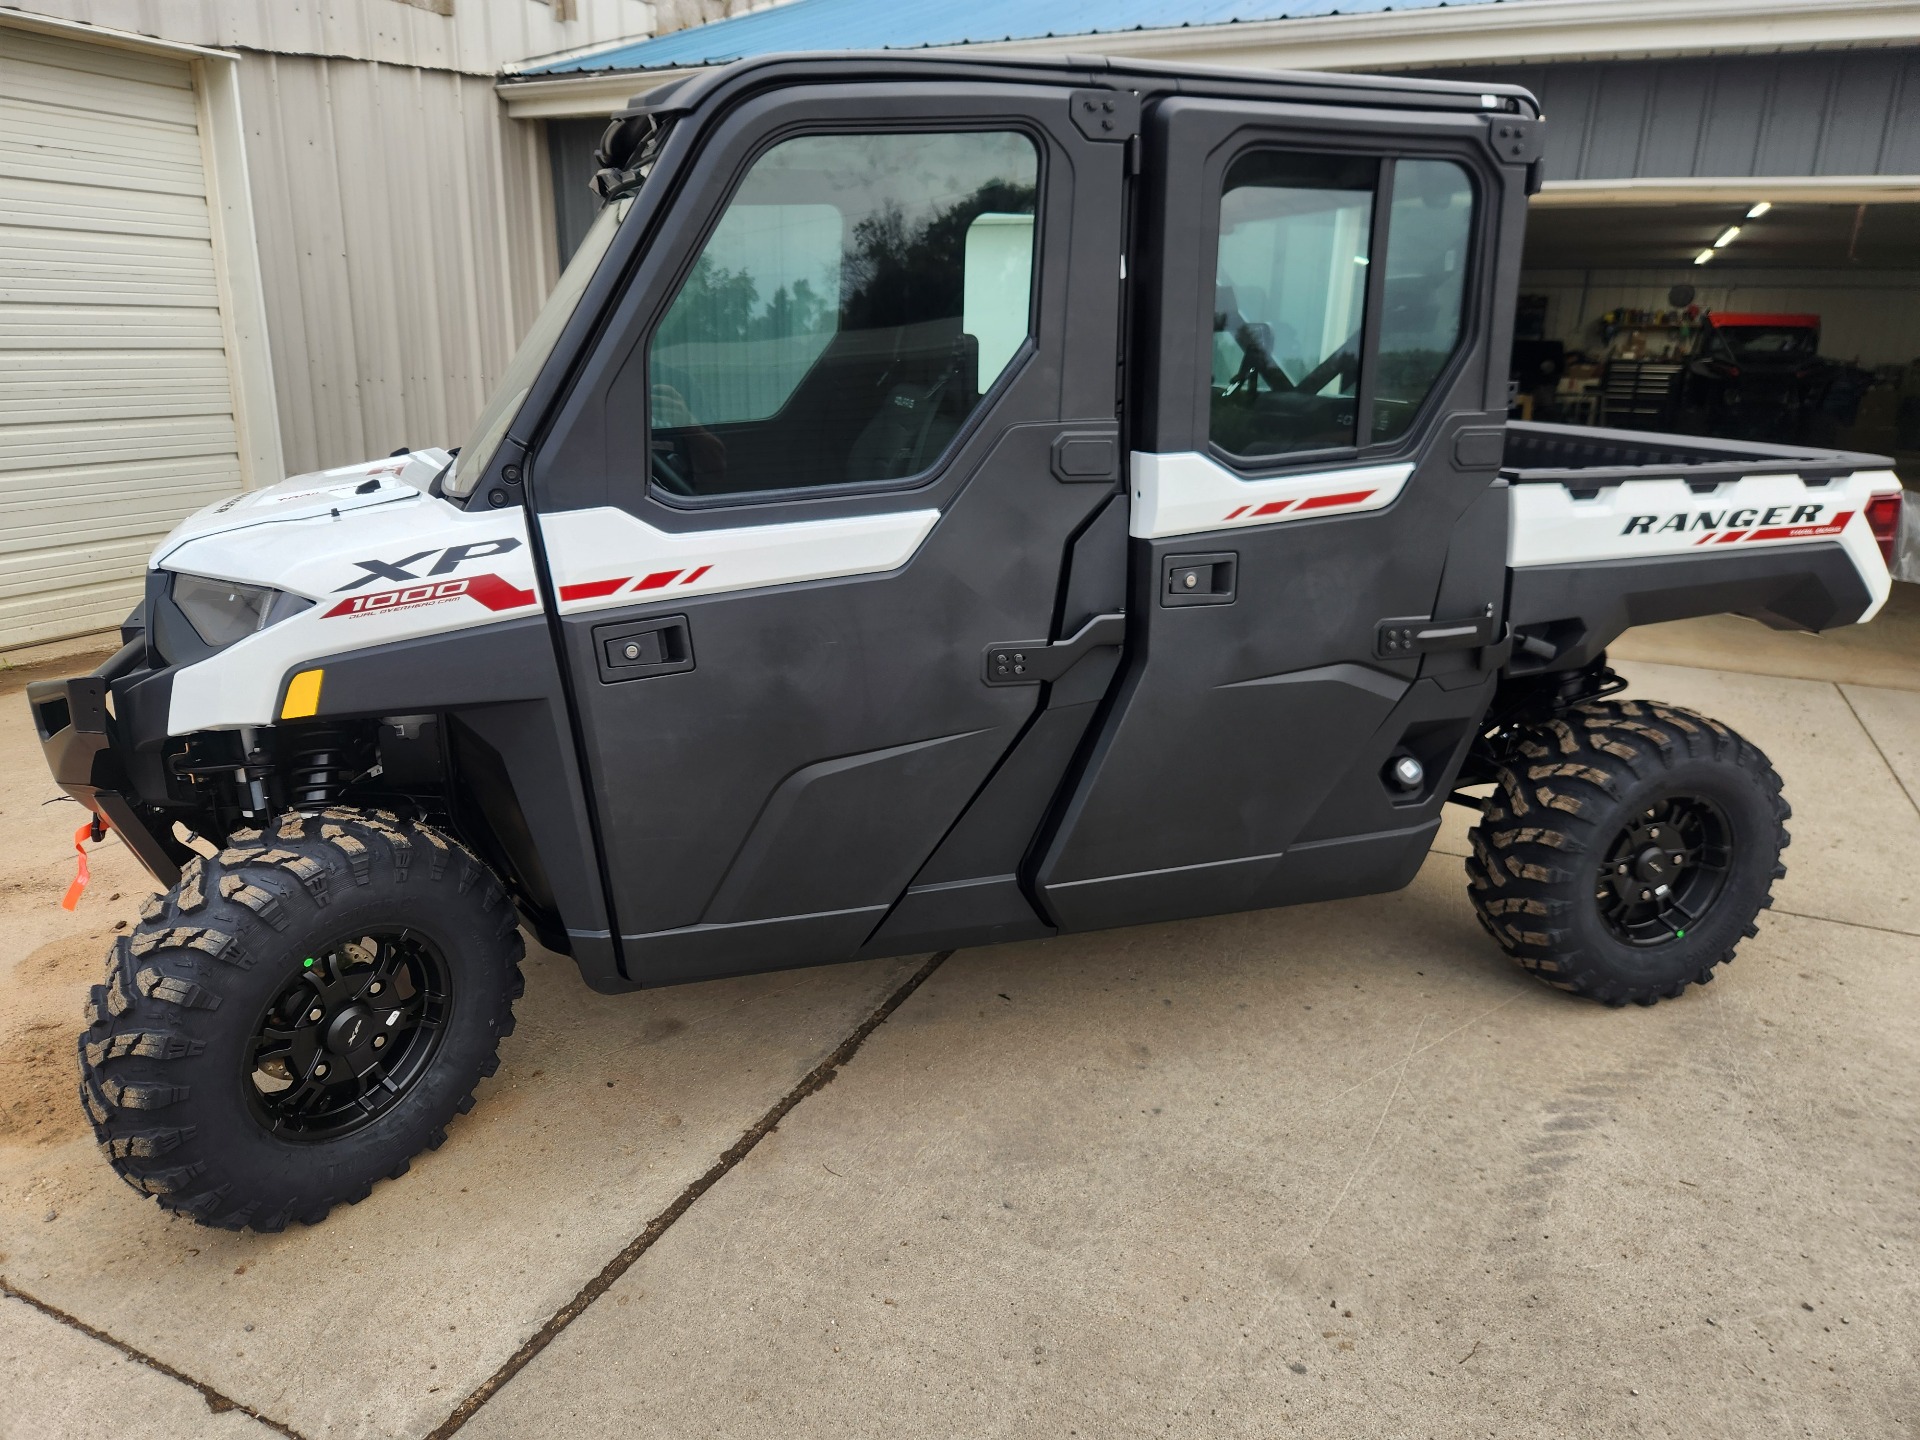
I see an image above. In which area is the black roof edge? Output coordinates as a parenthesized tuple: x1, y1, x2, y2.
(600, 50, 1541, 125)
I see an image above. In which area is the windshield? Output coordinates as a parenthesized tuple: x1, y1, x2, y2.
(444, 195, 632, 497)
(1712, 325, 1818, 361)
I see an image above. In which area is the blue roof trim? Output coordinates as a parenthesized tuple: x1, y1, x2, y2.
(520, 0, 1515, 76)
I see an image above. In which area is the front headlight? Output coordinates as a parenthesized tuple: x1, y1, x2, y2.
(170, 573, 312, 649)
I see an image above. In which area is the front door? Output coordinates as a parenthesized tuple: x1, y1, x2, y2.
(1036, 95, 1526, 930)
(529, 82, 1131, 983)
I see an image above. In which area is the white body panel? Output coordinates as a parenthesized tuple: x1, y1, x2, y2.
(1129, 450, 1414, 540)
(1508, 466, 1900, 621)
(154, 450, 452, 564)
(152, 441, 1899, 735)
(165, 468, 537, 734)
(158, 454, 942, 732)
(539, 505, 941, 617)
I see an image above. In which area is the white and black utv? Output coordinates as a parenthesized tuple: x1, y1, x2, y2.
(32, 55, 1903, 1230)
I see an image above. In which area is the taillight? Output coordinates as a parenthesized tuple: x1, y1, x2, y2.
(1866, 493, 1902, 569)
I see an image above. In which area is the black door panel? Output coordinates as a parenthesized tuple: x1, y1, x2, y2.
(532, 89, 1131, 985)
(700, 726, 1007, 925)
(555, 419, 1121, 982)
(1033, 95, 1524, 933)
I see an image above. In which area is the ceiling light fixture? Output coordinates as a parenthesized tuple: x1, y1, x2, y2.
(1713, 226, 1741, 248)
(1694, 248, 1716, 265)
(1747, 201, 1772, 219)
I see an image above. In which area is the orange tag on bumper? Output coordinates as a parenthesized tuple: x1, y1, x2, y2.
(61, 816, 107, 911)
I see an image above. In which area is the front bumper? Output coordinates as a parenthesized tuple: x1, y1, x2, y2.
(28, 641, 183, 889)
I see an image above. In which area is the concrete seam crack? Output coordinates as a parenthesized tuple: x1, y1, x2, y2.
(1768, 905, 1920, 940)
(1836, 684, 1920, 821)
(424, 949, 954, 1439)
(0, 1279, 309, 1439)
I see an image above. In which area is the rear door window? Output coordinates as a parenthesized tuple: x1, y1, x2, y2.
(1372, 160, 1474, 445)
(1207, 149, 1475, 463)
(1210, 151, 1376, 459)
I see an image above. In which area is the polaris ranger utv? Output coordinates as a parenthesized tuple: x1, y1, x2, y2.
(34, 54, 1904, 1231)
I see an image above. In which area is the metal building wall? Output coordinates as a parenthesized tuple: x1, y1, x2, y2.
(235, 52, 557, 475)
(12, 0, 663, 79)
(1413, 49, 1920, 181)
(548, 115, 609, 263)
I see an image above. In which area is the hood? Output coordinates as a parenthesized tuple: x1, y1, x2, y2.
(152, 449, 452, 566)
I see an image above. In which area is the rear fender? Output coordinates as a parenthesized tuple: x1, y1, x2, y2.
(1505, 466, 1897, 672)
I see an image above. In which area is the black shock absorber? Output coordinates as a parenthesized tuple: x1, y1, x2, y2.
(286, 727, 360, 808)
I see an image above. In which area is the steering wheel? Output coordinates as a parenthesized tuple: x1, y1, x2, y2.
(650, 447, 696, 496)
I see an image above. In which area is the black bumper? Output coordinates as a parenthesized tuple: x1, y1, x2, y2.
(28, 641, 182, 889)
(1507, 540, 1874, 673)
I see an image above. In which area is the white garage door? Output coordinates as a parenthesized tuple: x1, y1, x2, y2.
(0, 27, 245, 648)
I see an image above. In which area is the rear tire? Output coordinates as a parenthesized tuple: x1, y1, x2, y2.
(77, 808, 524, 1230)
(1465, 698, 1789, 1006)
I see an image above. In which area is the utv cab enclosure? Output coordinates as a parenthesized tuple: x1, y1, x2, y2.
(35, 54, 1903, 1229)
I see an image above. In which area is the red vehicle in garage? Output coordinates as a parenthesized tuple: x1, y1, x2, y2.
(1678, 312, 1874, 444)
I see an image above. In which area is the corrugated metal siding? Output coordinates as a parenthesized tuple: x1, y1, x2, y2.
(12, 0, 665, 77)
(549, 115, 607, 263)
(1410, 50, 1920, 180)
(237, 53, 551, 475)
(0, 27, 244, 646)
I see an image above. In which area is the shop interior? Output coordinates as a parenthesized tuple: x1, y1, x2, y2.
(1513, 198, 1920, 473)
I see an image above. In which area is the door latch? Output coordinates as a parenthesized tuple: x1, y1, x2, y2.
(593, 615, 694, 683)
(984, 612, 1125, 686)
(1375, 604, 1499, 660)
(1162, 552, 1236, 607)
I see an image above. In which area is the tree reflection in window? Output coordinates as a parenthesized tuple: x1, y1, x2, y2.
(646, 132, 1039, 498)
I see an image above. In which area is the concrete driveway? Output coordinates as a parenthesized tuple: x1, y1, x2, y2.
(1, 636, 1916, 1439)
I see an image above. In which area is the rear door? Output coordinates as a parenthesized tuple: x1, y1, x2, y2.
(527, 80, 1132, 984)
(1036, 95, 1529, 930)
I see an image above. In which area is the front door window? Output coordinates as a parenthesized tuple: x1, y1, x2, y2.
(647, 130, 1040, 498)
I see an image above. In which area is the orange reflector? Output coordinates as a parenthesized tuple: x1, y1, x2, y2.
(281, 668, 324, 719)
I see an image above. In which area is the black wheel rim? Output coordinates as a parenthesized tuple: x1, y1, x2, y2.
(1594, 794, 1732, 947)
(244, 929, 450, 1140)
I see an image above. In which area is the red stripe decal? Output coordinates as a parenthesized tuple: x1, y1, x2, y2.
(1250, 500, 1293, 517)
(464, 574, 540, 611)
(634, 569, 683, 590)
(680, 564, 712, 585)
(559, 577, 630, 601)
(1716, 530, 1747, 544)
(1694, 534, 1716, 546)
(1746, 515, 1850, 543)
(324, 573, 536, 617)
(1297, 489, 1375, 511)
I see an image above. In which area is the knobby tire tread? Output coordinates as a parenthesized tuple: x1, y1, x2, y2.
(1465, 698, 1790, 1006)
(77, 808, 524, 1231)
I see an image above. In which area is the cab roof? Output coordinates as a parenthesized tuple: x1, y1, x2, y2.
(602, 50, 1540, 126)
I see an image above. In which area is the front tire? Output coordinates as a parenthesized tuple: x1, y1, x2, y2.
(1466, 699, 1789, 1005)
(78, 809, 524, 1230)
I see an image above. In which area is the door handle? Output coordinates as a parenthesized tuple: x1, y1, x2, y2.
(983, 612, 1125, 686)
(593, 614, 695, 683)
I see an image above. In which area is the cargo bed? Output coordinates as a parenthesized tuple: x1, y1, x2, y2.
(1501, 420, 1894, 490)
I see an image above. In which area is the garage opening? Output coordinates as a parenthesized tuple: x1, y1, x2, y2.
(1514, 198, 1920, 474)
